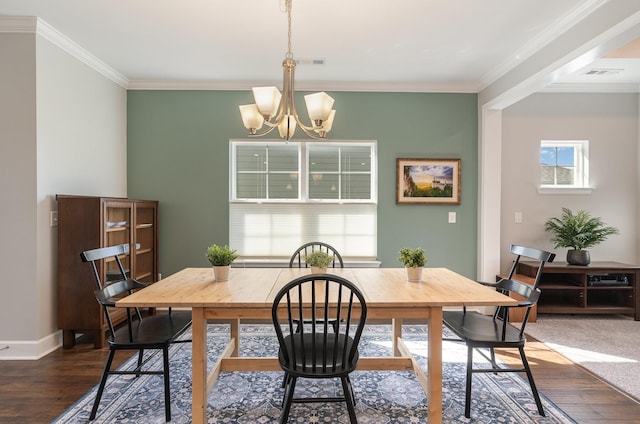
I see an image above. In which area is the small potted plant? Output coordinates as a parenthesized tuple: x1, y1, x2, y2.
(398, 247, 427, 282)
(544, 208, 619, 266)
(206, 244, 240, 281)
(305, 250, 334, 274)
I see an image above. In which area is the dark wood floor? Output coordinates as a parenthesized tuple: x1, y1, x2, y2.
(0, 331, 638, 423)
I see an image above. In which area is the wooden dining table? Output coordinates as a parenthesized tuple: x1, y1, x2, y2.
(117, 267, 516, 424)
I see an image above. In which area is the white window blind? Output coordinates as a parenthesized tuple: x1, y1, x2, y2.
(229, 203, 377, 258)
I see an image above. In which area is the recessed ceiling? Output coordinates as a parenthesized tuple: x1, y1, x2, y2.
(0, 0, 639, 92)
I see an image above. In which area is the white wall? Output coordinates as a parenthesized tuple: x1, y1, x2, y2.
(500, 93, 639, 272)
(0, 30, 127, 359)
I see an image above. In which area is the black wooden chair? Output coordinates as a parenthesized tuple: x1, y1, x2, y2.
(283, 242, 345, 387)
(501, 244, 555, 288)
(288, 241, 344, 268)
(465, 244, 554, 318)
(442, 244, 553, 418)
(288, 241, 344, 332)
(272, 274, 367, 424)
(443, 279, 544, 418)
(80, 244, 191, 422)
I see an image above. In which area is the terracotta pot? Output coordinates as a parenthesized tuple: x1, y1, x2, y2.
(406, 266, 423, 282)
(213, 265, 230, 281)
(567, 250, 590, 266)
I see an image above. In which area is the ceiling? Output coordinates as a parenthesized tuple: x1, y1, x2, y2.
(1, 0, 640, 93)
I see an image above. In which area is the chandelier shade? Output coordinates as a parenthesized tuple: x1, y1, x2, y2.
(304, 92, 334, 122)
(239, 104, 264, 132)
(252, 87, 282, 120)
(238, 0, 336, 141)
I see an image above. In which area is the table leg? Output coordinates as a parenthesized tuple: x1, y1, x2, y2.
(392, 318, 402, 356)
(192, 307, 207, 424)
(427, 307, 443, 424)
(230, 318, 240, 356)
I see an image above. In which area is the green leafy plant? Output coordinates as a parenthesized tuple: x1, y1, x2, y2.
(304, 250, 334, 268)
(398, 247, 427, 268)
(206, 244, 240, 266)
(544, 208, 619, 250)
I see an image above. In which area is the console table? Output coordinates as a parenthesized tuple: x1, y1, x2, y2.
(516, 261, 640, 321)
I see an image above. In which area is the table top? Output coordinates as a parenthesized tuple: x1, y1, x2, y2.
(117, 267, 516, 309)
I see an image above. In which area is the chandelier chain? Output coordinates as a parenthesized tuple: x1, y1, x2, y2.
(286, 0, 293, 59)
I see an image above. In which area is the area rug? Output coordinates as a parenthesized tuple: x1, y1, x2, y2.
(525, 314, 640, 401)
(54, 324, 576, 423)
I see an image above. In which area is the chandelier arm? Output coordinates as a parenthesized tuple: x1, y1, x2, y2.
(247, 125, 278, 137)
(297, 125, 326, 139)
(284, 58, 325, 134)
(291, 114, 319, 132)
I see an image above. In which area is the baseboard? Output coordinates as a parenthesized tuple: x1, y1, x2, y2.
(0, 330, 62, 360)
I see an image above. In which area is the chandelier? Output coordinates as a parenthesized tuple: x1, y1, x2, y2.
(238, 0, 336, 141)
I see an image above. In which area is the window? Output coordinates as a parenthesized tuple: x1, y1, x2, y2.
(234, 144, 299, 200)
(230, 140, 377, 258)
(539, 140, 589, 191)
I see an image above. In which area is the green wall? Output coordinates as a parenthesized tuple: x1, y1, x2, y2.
(127, 90, 478, 278)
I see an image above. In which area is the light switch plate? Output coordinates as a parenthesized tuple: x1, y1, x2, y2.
(515, 212, 523, 224)
(50, 211, 58, 227)
(448, 211, 456, 224)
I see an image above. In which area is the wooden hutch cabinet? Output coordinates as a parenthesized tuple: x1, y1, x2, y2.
(517, 261, 640, 321)
(56, 195, 159, 348)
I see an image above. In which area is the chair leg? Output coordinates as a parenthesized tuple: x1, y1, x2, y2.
(280, 376, 297, 424)
(489, 347, 496, 368)
(135, 348, 144, 376)
(346, 375, 356, 405)
(465, 346, 473, 418)
(519, 347, 545, 416)
(90, 349, 116, 420)
(489, 347, 499, 375)
(281, 372, 289, 388)
(162, 346, 172, 422)
(341, 376, 358, 424)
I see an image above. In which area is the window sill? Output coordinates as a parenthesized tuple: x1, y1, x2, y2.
(232, 258, 381, 268)
(537, 187, 593, 195)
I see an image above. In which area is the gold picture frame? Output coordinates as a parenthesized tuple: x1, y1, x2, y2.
(396, 158, 461, 204)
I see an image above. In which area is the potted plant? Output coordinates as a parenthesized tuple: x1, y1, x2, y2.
(206, 244, 240, 281)
(544, 208, 619, 266)
(398, 247, 427, 282)
(305, 250, 334, 274)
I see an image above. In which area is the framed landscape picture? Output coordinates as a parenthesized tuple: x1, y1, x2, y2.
(396, 158, 461, 204)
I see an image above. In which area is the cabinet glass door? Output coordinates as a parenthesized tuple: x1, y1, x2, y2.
(134, 202, 157, 283)
(104, 202, 133, 282)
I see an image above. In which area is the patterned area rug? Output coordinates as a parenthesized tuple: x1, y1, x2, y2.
(54, 324, 576, 423)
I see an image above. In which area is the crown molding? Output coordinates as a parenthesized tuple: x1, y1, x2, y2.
(127, 79, 479, 93)
(0, 15, 38, 33)
(0, 16, 128, 88)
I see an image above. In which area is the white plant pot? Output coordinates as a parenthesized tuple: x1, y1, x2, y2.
(213, 265, 230, 281)
(406, 266, 423, 282)
(310, 266, 327, 274)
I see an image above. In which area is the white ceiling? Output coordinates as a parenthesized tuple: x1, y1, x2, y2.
(1, 0, 640, 93)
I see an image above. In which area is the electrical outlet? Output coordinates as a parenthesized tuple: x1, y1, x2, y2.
(50, 211, 58, 227)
